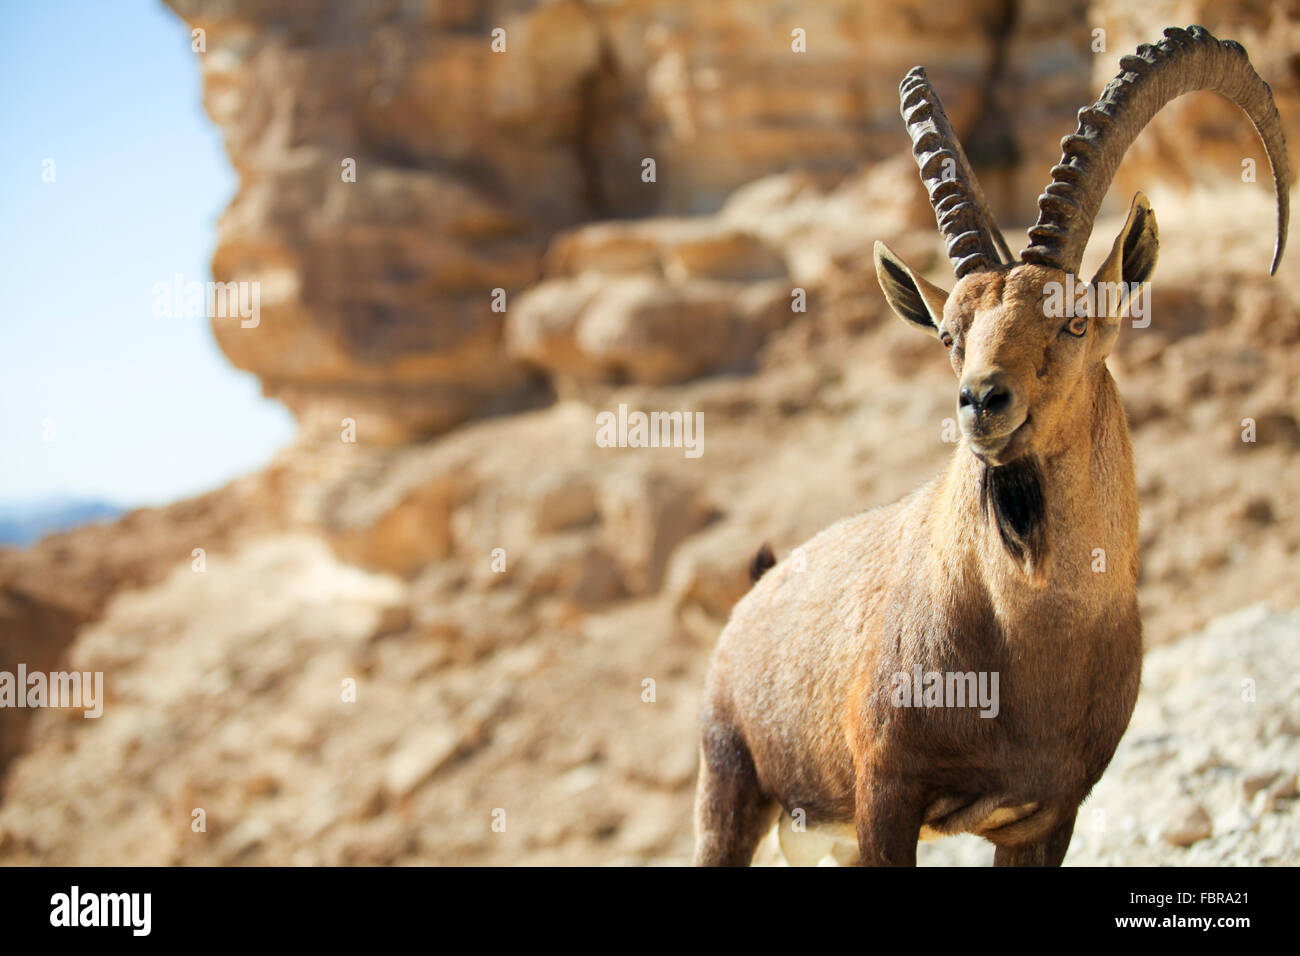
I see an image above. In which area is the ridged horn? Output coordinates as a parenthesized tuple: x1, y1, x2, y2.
(1022, 25, 1290, 276)
(900, 67, 1013, 279)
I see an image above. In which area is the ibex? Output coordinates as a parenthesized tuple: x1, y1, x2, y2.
(694, 26, 1289, 866)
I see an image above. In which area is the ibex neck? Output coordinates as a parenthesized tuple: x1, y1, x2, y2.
(940, 366, 1138, 597)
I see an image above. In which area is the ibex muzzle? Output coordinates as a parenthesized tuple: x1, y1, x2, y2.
(694, 26, 1289, 867)
(958, 369, 1022, 461)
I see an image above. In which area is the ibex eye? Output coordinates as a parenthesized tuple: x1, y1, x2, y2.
(940, 332, 954, 348)
(1064, 315, 1088, 338)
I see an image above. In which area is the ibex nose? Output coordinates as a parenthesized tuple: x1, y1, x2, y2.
(958, 374, 1013, 416)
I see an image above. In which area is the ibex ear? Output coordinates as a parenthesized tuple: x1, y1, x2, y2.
(874, 240, 949, 337)
(1090, 192, 1158, 319)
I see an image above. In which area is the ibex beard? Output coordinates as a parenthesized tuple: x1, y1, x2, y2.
(693, 25, 1289, 866)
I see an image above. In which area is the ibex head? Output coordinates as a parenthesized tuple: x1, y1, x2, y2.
(876, 26, 1290, 467)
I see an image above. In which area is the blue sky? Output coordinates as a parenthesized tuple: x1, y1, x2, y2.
(0, 0, 295, 509)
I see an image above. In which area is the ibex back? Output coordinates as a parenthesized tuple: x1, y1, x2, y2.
(693, 26, 1290, 867)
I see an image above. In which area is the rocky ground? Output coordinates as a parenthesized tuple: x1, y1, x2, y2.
(1, 0, 1298, 865)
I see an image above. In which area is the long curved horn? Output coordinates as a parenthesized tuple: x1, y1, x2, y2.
(900, 67, 1013, 279)
(1022, 25, 1290, 276)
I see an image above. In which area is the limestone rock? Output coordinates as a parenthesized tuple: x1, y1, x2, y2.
(1161, 801, 1214, 847)
(598, 471, 714, 595)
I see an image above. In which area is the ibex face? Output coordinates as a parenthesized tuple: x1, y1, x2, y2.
(875, 194, 1156, 467)
(941, 265, 1083, 466)
(873, 26, 1287, 469)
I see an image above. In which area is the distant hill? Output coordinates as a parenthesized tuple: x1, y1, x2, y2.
(0, 499, 124, 547)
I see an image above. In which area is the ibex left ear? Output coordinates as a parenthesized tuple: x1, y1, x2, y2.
(1090, 192, 1159, 353)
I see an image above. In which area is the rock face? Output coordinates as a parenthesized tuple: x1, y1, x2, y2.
(163, 0, 1102, 441)
(507, 219, 795, 386)
(163, 0, 1299, 442)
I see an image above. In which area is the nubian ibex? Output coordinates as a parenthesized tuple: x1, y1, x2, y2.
(694, 26, 1289, 866)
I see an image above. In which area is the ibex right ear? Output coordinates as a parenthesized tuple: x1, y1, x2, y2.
(1088, 193, 1158, 357)
(1090, 192, 1159, 315)
(874, 241, 950, 337)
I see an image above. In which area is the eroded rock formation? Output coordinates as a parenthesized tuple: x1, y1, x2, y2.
(164, 0, 1102, 439)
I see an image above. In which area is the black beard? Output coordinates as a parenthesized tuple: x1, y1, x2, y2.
(980, 456, 1047, 570)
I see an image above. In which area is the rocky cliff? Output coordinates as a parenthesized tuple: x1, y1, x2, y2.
(161, 0, 1107, 440)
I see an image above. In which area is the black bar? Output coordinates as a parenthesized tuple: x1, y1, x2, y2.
(0, 865, 1280, 942)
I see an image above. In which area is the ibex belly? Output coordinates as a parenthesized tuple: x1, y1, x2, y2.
(776, 799, 1041, 866)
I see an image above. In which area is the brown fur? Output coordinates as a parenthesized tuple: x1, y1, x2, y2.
(694, 252, 1146, 866)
